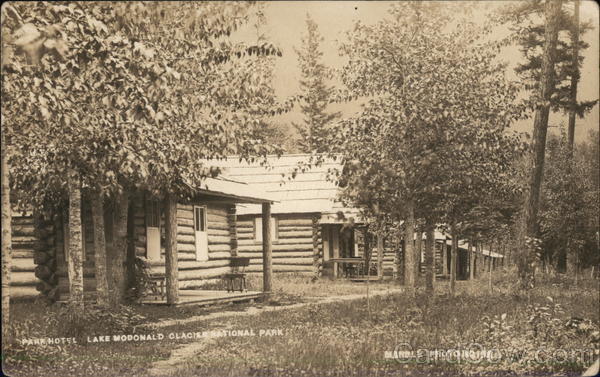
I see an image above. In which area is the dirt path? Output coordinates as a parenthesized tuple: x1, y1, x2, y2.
(152, 287, 404, 329)
(147, 287, 404, 375)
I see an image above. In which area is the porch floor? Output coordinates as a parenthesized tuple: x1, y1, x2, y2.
(140, 290, 263, 307)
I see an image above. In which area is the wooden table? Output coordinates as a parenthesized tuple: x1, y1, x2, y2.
(329, 258, 377, 279)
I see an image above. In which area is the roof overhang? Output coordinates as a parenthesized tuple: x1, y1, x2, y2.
(192, 177, 277, 204)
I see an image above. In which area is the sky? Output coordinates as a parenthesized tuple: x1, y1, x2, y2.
(235, 1, 599, 144)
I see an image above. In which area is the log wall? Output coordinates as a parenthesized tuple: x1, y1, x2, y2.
(143, 202, 236, 289)
(11, 211, 51, 299)
(237, 214, 316, 273)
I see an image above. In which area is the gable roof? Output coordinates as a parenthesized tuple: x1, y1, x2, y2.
(214, 154, 360, 218)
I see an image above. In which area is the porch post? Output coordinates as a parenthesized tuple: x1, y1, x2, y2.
(164, 193, 178, 305)
(377, 231, 384, 281)
(262, 202, 272, 296)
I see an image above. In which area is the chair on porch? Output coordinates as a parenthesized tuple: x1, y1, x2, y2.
(223, 256, 250, 292)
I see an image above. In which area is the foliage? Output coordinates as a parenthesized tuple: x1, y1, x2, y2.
(2, 2, 289, 213)
(293, 13, 340, 153)
(333, 2, 526, 246)
(496, 0, 598, 115)
(539, 129, 599, 271)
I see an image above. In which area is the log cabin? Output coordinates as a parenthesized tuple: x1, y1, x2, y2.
(28, 177, 276, 304)
(216, 154, 397, 277)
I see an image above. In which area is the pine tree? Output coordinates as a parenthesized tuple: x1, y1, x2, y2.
(294, 14, 339, 153)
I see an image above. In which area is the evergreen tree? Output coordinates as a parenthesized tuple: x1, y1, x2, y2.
(294, 14, 339, 153)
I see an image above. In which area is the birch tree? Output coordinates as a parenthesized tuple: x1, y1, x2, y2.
(336, 2, 525, 289)
(3, 2, 290, 306)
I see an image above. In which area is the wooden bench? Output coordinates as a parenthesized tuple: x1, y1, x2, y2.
(222, 257, 250, 292)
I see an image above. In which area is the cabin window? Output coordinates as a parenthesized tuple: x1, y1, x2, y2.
(146, 200, 161, 260)
(194, 206, 209, 262)
(254, 217, 278, 242)
(194, 206, 206, 232)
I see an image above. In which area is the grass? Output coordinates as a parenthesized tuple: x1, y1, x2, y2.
(3, 270, 599, 377)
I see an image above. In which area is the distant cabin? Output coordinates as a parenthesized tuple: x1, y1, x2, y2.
(216, 154, 397, 277)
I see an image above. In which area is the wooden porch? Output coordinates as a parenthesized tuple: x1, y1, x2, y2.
(140, 289, 263, 307)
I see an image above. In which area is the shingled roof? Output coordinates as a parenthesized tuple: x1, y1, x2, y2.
(215, 154, 361, 219)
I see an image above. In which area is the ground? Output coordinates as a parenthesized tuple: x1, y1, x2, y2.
(2, 271, 599, 377)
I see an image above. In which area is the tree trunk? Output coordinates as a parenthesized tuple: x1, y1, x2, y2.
(164, 193, 178, 305)
(1, 131, 12, 345)
(377, 231, 384, 281)
(91, 192, 109, 307)
(415, 228, 422, 286)
(567, 0, 580, 154)
(67, 169, 84, 310)
(450, 223, 458, 296)
(469, 239, 475, 280)
(110, 190, 129, 306)
(424, 223, 435, 293)
(520, 0, 562, 289)
(403, 199, 416, 287)
(566, 0, 580, 277)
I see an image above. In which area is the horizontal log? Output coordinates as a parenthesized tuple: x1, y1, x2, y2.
(207, 213, 227, 223)
(277, 225, 313, 232)
(13, 235, 36, 243)
(12, 241, 34, 251)
(277, 230, 313, 238)
(178, 243, 195, 253)
(11, 271, 38, 286)
(13, 250, 34, 259)
(277, 218, 314, 227)
(11, 217, 34, 226)
(178, 235, 196, 245)
(209, 244, 231, 252)
(177, 209, 194, 220)
(209, 221, 229, 231)
(238, 238, 313, 246)
(207, 206, 228, 217)
(208, 235, 230, 245)
(178, 266, 231, 280)
(238, 244, 313, 252)
(12, 224, 35, 236)
(11, 286, 39, 298)
(178, 218, 194, 227)
(245, 265, 313, 273)
(208, 251, 231, 259)
(245, 258, 312, 266)
(208, 228, 230, 237)
(237, 251, 313, 259)
(148, 259, 230, 273)
(12, 258, 36, 273)
(178, 203, 193, 211)
(177, 226, 195, 236)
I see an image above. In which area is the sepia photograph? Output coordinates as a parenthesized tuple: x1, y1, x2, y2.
(1, 1, 599, 376)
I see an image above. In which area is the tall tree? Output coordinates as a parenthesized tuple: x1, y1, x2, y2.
(3, 2, 290, 307)
(567, 0, 580, 153)
(294, 13, 340, 153)
(336, 2, 524, 289)
(520, 0, 563, 290)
